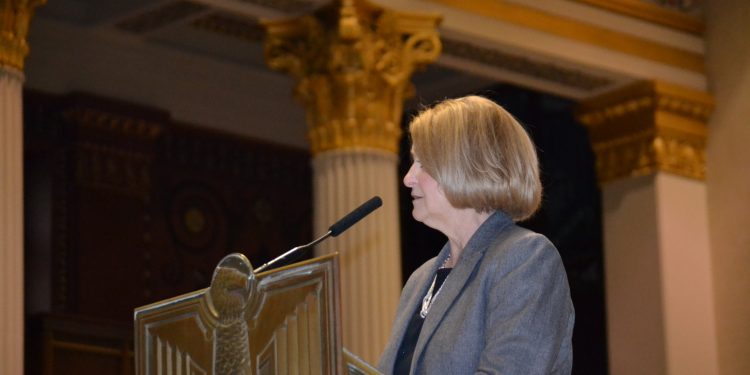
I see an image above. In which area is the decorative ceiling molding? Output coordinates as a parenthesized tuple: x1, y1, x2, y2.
(236, 0, 319, 14)
(429, 0, 705, 73)
(36, 0, 708, 105)
(191, 13, 265, 43)
(168, 6, 622, 100)
(577, 80, 713, 127)
(571, 0, 704, 35)
(116, 1, 209, 34)
(106, 0, 624, 100)
(441, 37, 614, 93)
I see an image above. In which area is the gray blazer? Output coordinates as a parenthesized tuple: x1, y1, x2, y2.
(378, 212, 574, 374)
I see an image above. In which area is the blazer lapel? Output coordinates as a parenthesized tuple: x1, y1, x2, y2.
(408, 212, 512, 374)
(408, 248, 485, 374)
(380, 250, 445, 370)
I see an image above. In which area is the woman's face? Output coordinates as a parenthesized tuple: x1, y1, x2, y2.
(403, 153, 454, 231)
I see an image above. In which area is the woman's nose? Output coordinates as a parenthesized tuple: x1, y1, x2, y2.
(403, 163, 416, 187)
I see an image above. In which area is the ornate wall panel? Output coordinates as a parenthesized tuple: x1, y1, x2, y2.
(23, 90, 313, 323)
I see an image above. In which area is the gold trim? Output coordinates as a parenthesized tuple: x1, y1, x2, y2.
(571, 0, 704, 35)
(0, 0, 47, 71)
(429, 0, 704, 73)
(63, 107, 164, 140)
(263, 0, 441, 155)
(577, 80, 713, 183)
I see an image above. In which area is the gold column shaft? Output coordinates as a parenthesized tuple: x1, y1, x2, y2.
(263, 0, 441, 363)
(577, 80, 714, 184)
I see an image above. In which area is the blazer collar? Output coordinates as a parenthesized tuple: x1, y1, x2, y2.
(409, 211, 513, 374)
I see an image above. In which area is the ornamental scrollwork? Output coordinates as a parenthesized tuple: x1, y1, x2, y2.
(263, 0, 441, 154)
(577, 80, 713, 183)
(0, 0, 46, 71)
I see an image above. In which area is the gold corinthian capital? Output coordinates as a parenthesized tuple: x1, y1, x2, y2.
(577, 80, 714, 184)
(0, 0, 46, 71)
(263, 0, 441, 155)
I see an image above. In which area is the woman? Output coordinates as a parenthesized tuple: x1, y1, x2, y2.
(378, 96, 574, 374)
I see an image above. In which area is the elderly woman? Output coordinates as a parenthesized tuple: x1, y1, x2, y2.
(378, 96, 574, 374)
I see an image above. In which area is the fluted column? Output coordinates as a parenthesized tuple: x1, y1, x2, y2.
(577, 80, 719, 375)
(312, 149, 401, 362)
(1, 1, 46, 374)
(263, 0, 441, 363)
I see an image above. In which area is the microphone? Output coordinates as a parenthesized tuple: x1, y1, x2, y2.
(254, 196, 382, 273)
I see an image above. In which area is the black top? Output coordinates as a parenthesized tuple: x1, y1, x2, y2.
(393, 267, 452, 375)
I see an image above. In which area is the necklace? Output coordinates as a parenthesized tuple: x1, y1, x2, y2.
(420, 254, 452, 318)
(441, 252, 453, 268)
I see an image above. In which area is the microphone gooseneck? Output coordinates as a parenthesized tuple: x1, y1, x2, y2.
(253, 196, 382, 273)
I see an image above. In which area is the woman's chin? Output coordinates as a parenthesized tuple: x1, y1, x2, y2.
(411, 209, 425, 223)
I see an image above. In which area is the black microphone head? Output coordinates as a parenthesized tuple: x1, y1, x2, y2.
(328, 196, 382, 237)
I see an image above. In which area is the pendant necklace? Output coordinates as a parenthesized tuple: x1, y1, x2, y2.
(420, 254, 452, 318)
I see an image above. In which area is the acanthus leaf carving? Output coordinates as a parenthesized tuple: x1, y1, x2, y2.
(577, 80, 713, 183)
(263, 0, 441, 155)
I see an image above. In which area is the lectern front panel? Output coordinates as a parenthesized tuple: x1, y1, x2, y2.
(134, 253, 342, 375)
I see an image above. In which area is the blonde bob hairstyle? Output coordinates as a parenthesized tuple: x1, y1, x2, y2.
(409, 95, 542, 221)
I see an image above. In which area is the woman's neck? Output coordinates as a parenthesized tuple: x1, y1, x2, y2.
(443, 210, 492, 268)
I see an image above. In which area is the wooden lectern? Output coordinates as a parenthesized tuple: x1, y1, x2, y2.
(134, 253, 380, 374)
